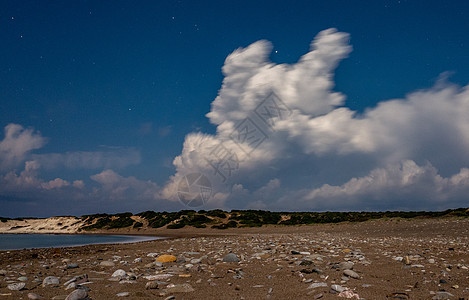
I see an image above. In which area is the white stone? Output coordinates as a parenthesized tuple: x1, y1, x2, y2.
(112, 269, 127, 277)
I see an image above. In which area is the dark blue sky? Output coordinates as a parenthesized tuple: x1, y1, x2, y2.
(1, 1, 469, 216)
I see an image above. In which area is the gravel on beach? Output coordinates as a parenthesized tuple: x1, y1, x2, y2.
(1, 218, 468, 299)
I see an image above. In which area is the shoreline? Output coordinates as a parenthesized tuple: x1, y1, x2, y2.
(0, 233, 167, 252)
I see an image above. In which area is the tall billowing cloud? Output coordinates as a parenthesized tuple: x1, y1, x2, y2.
(165, 28, 469, 210)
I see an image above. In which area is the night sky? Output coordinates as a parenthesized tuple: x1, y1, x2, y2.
(2, 1, 469, 217)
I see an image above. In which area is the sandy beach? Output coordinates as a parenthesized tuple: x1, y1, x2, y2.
(1, 218, 469, 299)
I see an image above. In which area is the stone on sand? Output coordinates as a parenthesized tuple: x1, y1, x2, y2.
(99, 261, 115, 267)
(343, 269, 360, 279)
(145, 281, 159, 289)
(112, 269, 127, 277)
(164, 283, 195, 293)
(156, 255, 177, 263)
(338, 261, 354, 270)
(331, 284, 346, 293)
(7, 282, 26, 291)
(223, 253, 240, 262)
(65, 288, 88, 300)
(43, 276, 60, 286)
(28, 293, 43, 299)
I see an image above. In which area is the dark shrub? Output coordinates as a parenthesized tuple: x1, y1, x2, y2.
(206, 209, 227, 218)
(133, 222, 143, 228)
(167, 222, 186, 229)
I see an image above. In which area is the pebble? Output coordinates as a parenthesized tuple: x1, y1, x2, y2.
(64, 276, 78, 286)
(338, 261, 354, 270)
(156, 255, 177, 263)
(18, 276, 28, 281)
(119, 280, 136, 284)
(432, 291, 454, 299)
(43, 276, 60, 286)
(66, 282, 76, 290)
(299, 259, 314, 266)
(145, 281, 159, 289)
(144, 261, 163, 268)
(116, 292, 130, 297)
(404, 256, 411, 265)
(330, 284, 346, 293)
(112, 269, 127, 277)
(28, 293, 43, 299)
(308, 282, 328, 289)
(7, 282, 26, 291)
(133, 258, 142, 263)
(65, 288, 88, 300)
(67, 263, 79, 269)
(143, 274, 173, 280)
(99, 261, 115, 267)
(223, 253, 240, 263)
(343, 269, 360, 279)
(164, 283, 195, 293)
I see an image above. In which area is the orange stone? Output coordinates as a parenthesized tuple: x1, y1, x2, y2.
(156, 255, 177, 263)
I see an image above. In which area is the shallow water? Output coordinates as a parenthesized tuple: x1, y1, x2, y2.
(0, 233, 163, 250)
